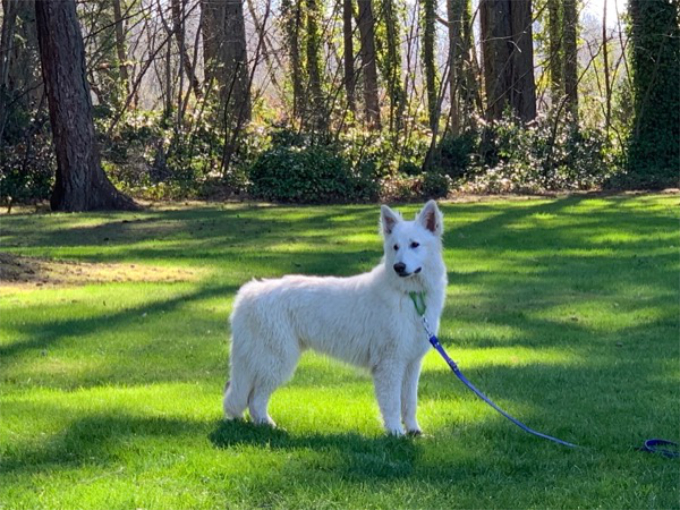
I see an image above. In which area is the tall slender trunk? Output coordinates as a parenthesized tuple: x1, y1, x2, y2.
(381, 0, 404, 131)
(306, 0, 325, 130)
(0, 0, 19, 140)
(34, 0, 137, 211)
(562, 0, 578, 121)
(510, 0, 536, 122)
(112, 0, 130, 100)
(343, 0, 356, 113)
(223, 0, 251, 126)
(357, 0, 381, 129)
(281, 0, 304, 118)
(200, 0, 220, 86)
(171, 0, 201, 99)
(602, 0, 611, 132)
(548, 0, 562, 105)
(447, 0, 463, 134)
(421, 0, 438, 130)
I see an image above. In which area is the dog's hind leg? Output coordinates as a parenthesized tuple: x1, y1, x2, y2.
(248, 334, 300, 427)
(223, 370, 252, 420)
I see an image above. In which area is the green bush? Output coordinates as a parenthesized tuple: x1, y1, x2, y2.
(422, 170, 451, 198)
(436, 131, 477, 180)
(248, 143, 379, 203)
(466, 113, 616, 193)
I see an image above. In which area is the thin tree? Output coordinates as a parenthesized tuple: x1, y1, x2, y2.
(306, 0, 326, 130)
(280, 0, 305, 119)
(34, 0, 137, 211)
(547, 0, 562, 105)
(421, 0, 438, 130)
(357, 0, 381, 129)
(562, 0, 578, 120)
(343, 0, 356, 113)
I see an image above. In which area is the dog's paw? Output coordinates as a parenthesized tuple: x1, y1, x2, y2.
(385, 426, 406, 437)
(252, 415, 277, 428)
(406, 428, 423, 437)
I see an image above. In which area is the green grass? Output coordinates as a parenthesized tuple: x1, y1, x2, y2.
(1, 195, 678, 509)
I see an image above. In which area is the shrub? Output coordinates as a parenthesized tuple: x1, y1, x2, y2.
(435, 131, 477, 180)
(422, 170, 451, 198)
(248, 143, 379, 203)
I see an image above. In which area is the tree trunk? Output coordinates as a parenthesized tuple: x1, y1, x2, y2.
(447, 0, 463, 134)
(602, 0, 611, 132)
(343, 0, 356, 113)
(627, 0, 680, 188)
(305, 0, 326, 130)
(34, 0, 138, 211)
(0, 0, 19, 140)
(421, 0, 438, 130)
(200, 0, 220, 86)
(112, 0, 130, 101)
(218, 0, 251, 127)
(510, 0, 536, 122)
(480, 0, 536, 122)
(281, 0, 304, 118)
(548, 0, 562, 105)
(562, 0, 578, 121)
(171, 0, 201, 99)
(381, 0, 404, 131)
(357, 0, 381, 129)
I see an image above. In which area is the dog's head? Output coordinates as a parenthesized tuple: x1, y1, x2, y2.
(380, 200, 444, 280)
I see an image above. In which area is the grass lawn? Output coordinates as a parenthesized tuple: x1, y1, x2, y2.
(1, 194, 678, 509)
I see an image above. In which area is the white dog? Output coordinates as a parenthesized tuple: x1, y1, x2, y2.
(223, 200, 447, 436)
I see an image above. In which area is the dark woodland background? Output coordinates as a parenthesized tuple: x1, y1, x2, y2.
(0, 0, 678, 211)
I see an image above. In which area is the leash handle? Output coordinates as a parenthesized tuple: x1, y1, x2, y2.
(638, 439, 680, 458)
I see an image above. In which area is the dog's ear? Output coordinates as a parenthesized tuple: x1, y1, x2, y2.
(380, 205, 401, 235)
(416, 200, 443, 236)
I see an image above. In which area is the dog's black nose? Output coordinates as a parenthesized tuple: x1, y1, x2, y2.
(393, 262, 406, 275)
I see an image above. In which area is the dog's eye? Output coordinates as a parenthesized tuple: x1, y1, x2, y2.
(410, 242, 420, 249)
(393, 244, 399, 251)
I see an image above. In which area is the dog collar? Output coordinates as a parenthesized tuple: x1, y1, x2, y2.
(408, 291, 427, 316)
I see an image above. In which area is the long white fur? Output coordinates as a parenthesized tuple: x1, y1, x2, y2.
(223, 200, 447, 435)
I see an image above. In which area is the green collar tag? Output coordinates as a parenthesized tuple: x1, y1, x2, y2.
(408, 291, 427, 316)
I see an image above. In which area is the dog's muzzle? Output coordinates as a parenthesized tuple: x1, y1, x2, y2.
(393, 263, 421, 277)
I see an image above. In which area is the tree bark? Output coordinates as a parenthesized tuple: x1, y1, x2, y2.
(421, 0, 438, 130)
(112, 0, 130, 100)
(280, 0, 304, 118)
(562, 0, 578, 120)
(548, 0, 562, 105)
(171, 0, 202, 99)
(381, 0, 404, 131)
(510, 0, 536, 122)
(222, 0, 251, 127)
(343, 0, 356, 113)
(480, 0, 536, 122)
(357, 0, 381, 129)
(305, 0, 326, 130)
(34, 0, 138, 211)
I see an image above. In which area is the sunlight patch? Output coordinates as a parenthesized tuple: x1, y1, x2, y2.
(0, 253, 205, 289)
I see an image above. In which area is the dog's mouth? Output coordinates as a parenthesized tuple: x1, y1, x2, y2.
(397, 267, 422, 278)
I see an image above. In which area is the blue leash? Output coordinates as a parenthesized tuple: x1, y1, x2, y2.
(409, 292, 678, 456)
(424, 321, 579, 449)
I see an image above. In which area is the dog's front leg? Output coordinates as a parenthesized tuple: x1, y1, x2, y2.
(372, 361, 405, 435)
(401, 358, 423, 435)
